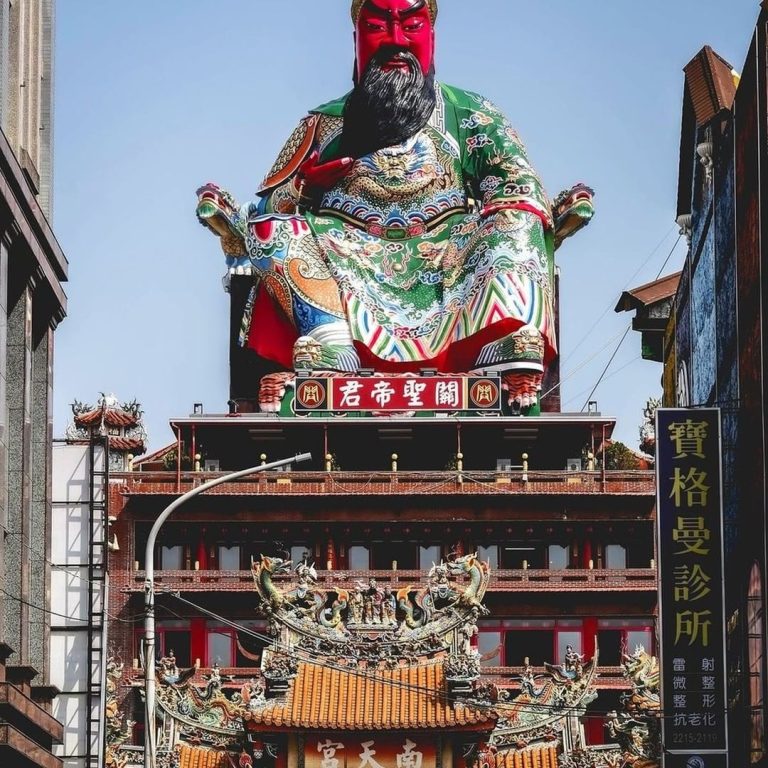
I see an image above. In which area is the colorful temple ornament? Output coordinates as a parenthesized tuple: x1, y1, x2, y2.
(196, 0, 594, 413)
(66, 393, 147, 470)
(107, 554, 613, 768)
(604, 646, 661, 768)
(105, 655, 135, 768)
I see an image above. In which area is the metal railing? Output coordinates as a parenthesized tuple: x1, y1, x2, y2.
(119, 469, 655, 496)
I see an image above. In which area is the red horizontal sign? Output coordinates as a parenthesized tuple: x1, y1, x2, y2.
(294, 376, 501, 412)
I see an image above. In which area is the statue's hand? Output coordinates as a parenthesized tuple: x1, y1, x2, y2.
(501, 371, 542, 409)
(258, 372, 296, 413)
(552, 183, 595, 250)
(298, 151, 354, 194)
(196, 183, 247, 259)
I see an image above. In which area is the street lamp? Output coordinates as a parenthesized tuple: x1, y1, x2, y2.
(143, 453, 312, 768)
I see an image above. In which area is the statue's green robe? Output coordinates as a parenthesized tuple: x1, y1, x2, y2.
(242, 83, 556, 374)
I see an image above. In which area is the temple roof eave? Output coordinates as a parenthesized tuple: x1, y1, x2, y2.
(74, 408, 139, 429)
(243, 719, 497, 734)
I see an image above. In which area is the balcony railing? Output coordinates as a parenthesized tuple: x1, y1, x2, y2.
(119, 469, 655, 496)
(126, 567, 656, 593)
(485, 665, 629, 689)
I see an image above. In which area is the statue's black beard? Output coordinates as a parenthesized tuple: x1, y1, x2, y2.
(341, 47, 436, 159)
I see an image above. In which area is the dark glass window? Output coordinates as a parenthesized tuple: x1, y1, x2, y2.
(505, 630, 554, 667)
(598, 630, 622, 666)
(235, 623, 269, 668)
(500, 544, 544, 569)
(163, 631, 191, 668)
(372, 542, 417, 570)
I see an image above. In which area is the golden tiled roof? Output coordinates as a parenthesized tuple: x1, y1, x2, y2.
(244, 660, 494, 731)
(178, 745, 229, 768)
(490, 746, 559, 768)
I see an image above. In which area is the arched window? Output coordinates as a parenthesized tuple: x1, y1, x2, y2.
(747, 563, 765, 763)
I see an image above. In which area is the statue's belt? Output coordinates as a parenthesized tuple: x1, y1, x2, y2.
(317, 206, 467, 240)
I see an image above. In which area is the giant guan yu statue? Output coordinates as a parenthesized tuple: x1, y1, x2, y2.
(197, 0, 594, 410)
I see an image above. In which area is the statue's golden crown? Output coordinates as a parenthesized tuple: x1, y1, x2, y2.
(351, 0, 438, 24)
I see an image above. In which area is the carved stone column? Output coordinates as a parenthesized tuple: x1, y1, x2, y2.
(3, 267, 34, 668)
(29, 315, 53, 679)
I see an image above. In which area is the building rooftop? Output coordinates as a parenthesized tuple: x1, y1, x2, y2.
(683, 45, 739, 127)
(614, 272, 681, 313)
(244, 659, 494, 732)
(136, 411, 619, 475)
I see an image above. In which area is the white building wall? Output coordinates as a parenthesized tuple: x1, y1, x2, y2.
(51, 442, 108, 768)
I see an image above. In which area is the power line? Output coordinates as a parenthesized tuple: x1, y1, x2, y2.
(541, 324, 631, 400)
(7, 531, 143, 626)
(562, 224, 678, 366)
(575, 233, 683, 413)
(2, 587, 91, 626)
(654, 234, 683, 280)
(562, 356, 642, 409)
(578, 324, 632, 412)
(161, 592, 605, 718)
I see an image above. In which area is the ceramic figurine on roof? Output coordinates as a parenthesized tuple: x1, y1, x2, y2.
(197, 0, 594, 411)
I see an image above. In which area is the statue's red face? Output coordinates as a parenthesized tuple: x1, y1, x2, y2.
(355, 0, 434, 80)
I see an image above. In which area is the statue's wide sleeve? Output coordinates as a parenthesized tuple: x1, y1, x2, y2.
(457, 93, 553, 229)
(257, 114, 320, 215)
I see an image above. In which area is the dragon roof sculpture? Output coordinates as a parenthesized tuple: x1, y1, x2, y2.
(487, 650, 599, 753)
(604, 645, 661, 768)
(251, 552, 490, 661)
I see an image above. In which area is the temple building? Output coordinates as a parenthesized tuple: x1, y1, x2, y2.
(96, 267, 661, 768)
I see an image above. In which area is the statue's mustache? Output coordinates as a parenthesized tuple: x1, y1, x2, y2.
(370, 46, 420, 71)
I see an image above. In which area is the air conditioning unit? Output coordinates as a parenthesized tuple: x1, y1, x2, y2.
(496, 458, 513, 472)
(204, 459, 220, 472)
(566, 458, 583, 472)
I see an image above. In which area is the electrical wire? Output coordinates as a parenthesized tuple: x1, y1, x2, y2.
(1, 587, 91, 625)
(540, 324, 632, 400)
(562, 356, 642, 409)
(653, 234, 683, 281)
(576, 233, 683, 412)
(579, 324, 632, 412)
(545, 231, 684, 410)
(160, 592, 602, 718)
(562, 224, 678, 366)
(5, 529, 145, 624)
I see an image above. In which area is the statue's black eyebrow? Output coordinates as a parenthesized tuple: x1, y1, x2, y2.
(363, 0, 427, 21)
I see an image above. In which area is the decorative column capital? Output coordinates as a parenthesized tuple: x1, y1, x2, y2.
(676, 213, 693, 246)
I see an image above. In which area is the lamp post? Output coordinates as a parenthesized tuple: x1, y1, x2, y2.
(143, 453, 311, 768)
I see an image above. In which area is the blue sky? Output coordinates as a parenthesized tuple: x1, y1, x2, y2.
(52, 0, 760, 451)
